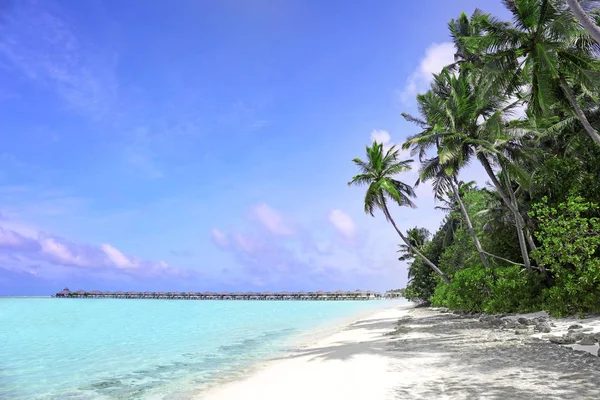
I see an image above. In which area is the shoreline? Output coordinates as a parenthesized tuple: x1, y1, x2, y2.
(200, 305, 600, 400)
(199, 302, 414, 399)
(185, 300, 408, 398)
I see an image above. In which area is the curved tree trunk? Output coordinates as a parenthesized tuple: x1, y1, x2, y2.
(502, 172, 532, 273)
(381, 201, 451, 284)
(566, 0, 600, 45)
(450, 179, 489, 268)
(559, 78, 600, 146)
(478, 154, 538, 255)
(478, 155, 532, 271)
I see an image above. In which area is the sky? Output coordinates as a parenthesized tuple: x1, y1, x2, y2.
(0, 0, 512, 295)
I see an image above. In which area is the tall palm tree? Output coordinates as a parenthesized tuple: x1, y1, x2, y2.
(477, 0, 600, 145)
(403, 68, 535, 271)
(348, 142, 451, 284)
(565, 0, 600, 44)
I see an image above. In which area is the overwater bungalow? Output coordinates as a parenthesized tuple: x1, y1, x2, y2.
(54, 288, 382, 300)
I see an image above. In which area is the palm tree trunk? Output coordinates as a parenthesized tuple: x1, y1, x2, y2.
(478, 155, 532, 271)
(478, 154, 537, 252)
(566, 0, 600, 45)
(502, 172, 532, 273)
(381, 201, 451, 284)
(449, 179, 489, 268)
(559, 78, 600, 146)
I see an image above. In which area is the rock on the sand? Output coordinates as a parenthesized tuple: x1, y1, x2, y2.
(534, 322, 552, 333)
(517, 317, 536, 326)
(548, 335, 577, 345)
(515, 328, 529, 335)
(568, 331, 585, 341)
(568, 324, 584, 330)
(579, 334, 598, 346)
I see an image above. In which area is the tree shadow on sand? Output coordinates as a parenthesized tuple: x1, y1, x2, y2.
(276, 310, 600, 399)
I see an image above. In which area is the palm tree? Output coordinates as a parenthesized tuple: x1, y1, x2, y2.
(348, 142, 451, 284)
(565, 0, 600, 44)
(403, 68, 535, 271)
(477, 0, 600, 145)
(398, 227, 430, 262)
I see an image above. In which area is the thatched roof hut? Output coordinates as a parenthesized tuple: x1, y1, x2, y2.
(76, 290, 86, 295)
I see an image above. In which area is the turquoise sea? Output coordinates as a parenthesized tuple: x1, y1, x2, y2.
(0, 298, 399, 399)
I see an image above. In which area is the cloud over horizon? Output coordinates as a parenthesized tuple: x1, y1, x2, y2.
(0, 224, 182, 280)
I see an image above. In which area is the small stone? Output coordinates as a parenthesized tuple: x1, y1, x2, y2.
(491, 318, 506, 327)
(579, 335, 598, 346)
(534, 322, 552, 333)
(515, 328, 529, 335)
(504, 319, 520, 329)
(568, 324, 584, 330)
(517, 317, 531, 325)
(593, 332, 600, 341)
(567, 331, 585, 341)
(548, 335, 576, 345)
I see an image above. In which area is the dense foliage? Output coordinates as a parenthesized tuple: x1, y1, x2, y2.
(350, 0, 600, 317)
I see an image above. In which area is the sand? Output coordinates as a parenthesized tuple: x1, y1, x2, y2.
(201, 304, 600, 400)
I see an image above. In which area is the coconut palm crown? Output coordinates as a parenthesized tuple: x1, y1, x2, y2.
(348, 142, 451, 284)
(348, 142, 416, 218)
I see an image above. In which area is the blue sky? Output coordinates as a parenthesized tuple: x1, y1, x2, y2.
(0, 0, 511, 295)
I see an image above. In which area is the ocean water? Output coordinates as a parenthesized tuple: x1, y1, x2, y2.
(0, 298, 397, 400)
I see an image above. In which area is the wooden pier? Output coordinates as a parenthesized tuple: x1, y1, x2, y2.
(53, 288, 385, 300)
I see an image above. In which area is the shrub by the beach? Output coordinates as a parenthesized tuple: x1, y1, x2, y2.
(431, 265, 544, 314)
(430, 267, 488, 311)
(531, 196, 600, 317)
(485, 266, 544, 314)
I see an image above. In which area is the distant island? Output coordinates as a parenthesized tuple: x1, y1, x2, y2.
(52, 288, 402, 300)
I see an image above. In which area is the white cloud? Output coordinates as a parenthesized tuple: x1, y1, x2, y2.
(369, 129, 411, 162)
(251, 203, 294, 236)
(211, 228, 230, 248)
(328, 209, 356, 239)
(101, 243, 138, 269)
(370, 129, 391, 146)
(401, 42, 455, 103)
(233, 232, 260, 254)
(39, 237, 88, 266)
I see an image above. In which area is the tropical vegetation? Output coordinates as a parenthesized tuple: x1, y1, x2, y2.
(349, 0, 600, 317)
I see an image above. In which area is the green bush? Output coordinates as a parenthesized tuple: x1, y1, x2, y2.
(431, 265, 544, 313)
(430, 267, 488, 311)
(531, 195, 600, 317)
(485, 266, 544, 314)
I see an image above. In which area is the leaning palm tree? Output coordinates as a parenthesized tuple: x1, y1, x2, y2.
(348, 142, 451, 284)
(565, 0, 600, 44)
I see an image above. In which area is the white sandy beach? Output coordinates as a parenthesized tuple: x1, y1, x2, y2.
(201, 304, 600, 400)
(202, 303, 411, 400)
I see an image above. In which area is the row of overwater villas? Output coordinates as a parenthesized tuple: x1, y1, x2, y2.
(53, 288, 384, 300)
